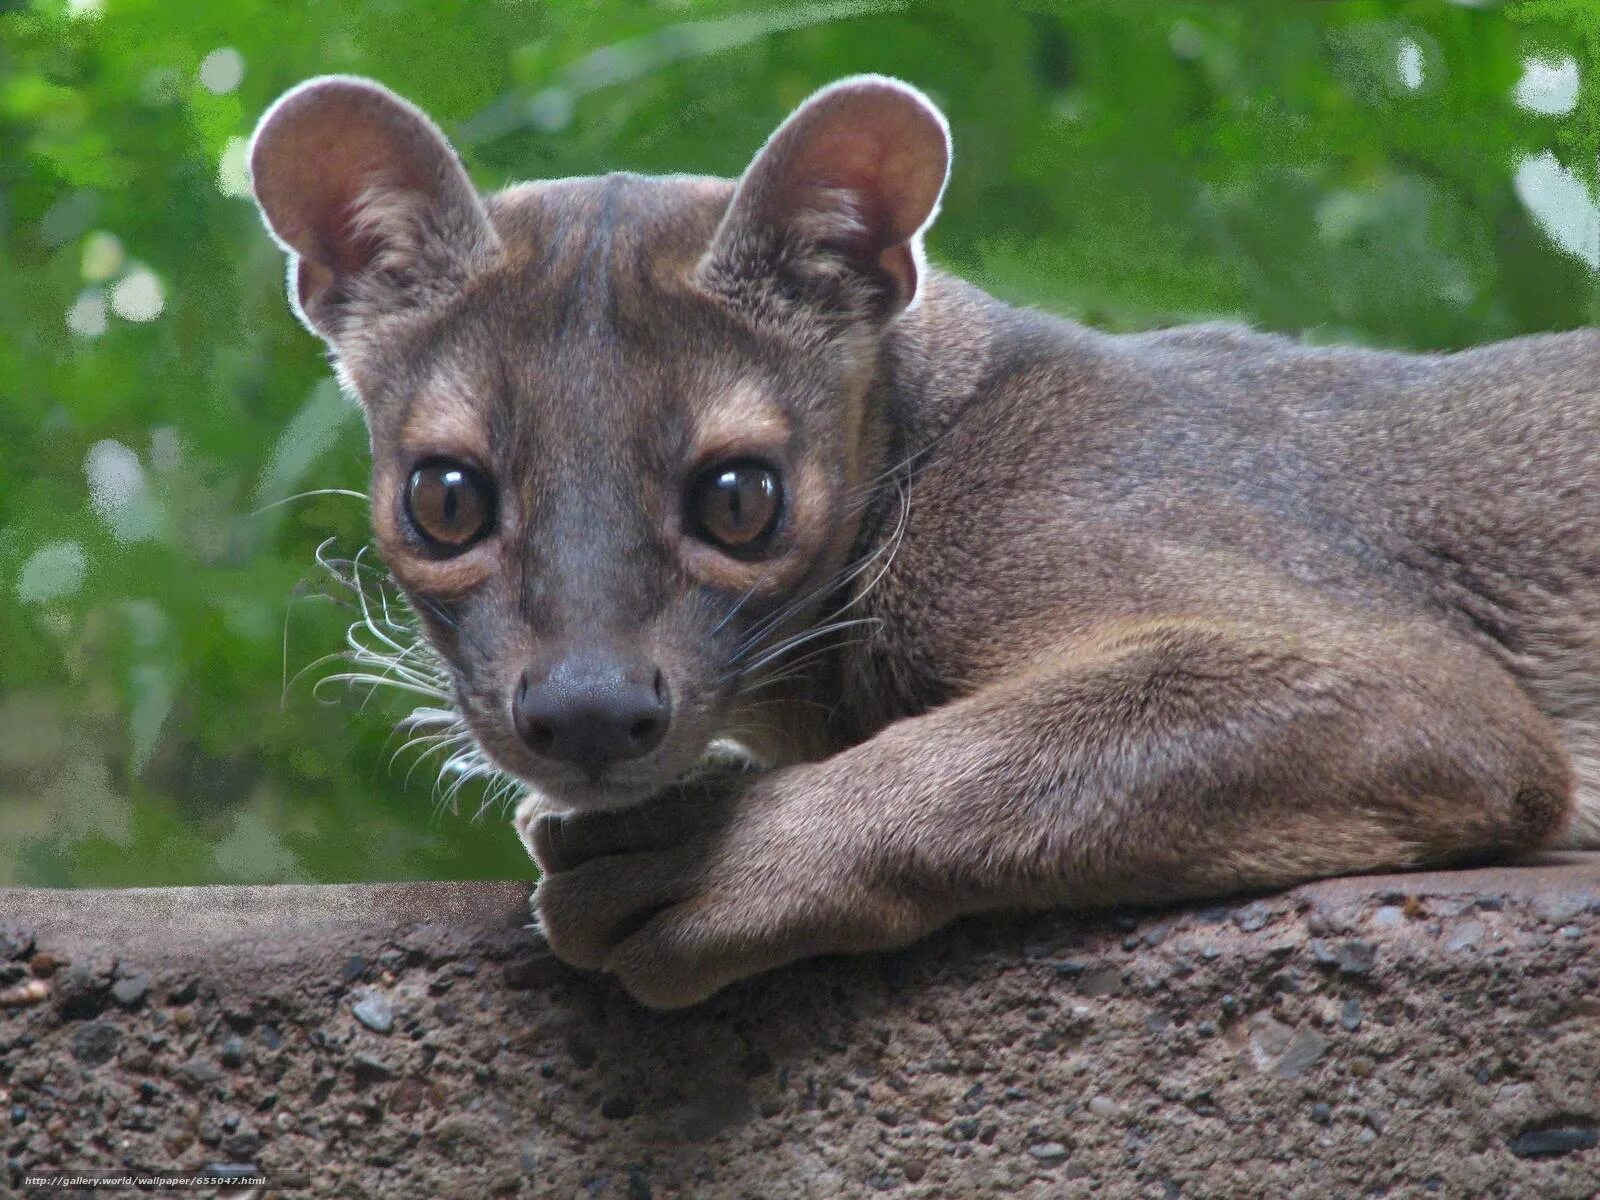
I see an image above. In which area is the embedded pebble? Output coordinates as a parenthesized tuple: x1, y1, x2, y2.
(351, 1054, 394, 1087)
(1445, 921, 1485, 951)
(1306, 904, 1357, 936)
(70, 1021, 122, 1067)
(1233, 902, 1272, 933)
(0, 979, 49, 1009)
(1076, 967, 1123, 997)
(1027, 1141, 1070, 1166)
(1248, 1014, 1293, 1071)
(351, 991, 394, 1035)
(226, 1129, 264, 1161)
(181, 1057, 222, 1088)
(1087, 1095, 1119, 1119)
(1371, 905, 1405, 929)
(1535, 895, 1586, 925)
(1508, 1125, 1598, 1158)
(111, 974, 149, 1008)
(1276, 1029, 1329, 1079)
(1339, 998, 1362, 1032)
(1336, 940, 1378, 975)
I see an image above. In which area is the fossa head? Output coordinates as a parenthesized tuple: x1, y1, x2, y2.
(249, 75, 950, 810)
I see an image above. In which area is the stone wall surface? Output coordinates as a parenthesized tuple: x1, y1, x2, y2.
(1, 856, 1597, 1199)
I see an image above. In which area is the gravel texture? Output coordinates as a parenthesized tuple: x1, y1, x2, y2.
(0, 856, 1596, 1198)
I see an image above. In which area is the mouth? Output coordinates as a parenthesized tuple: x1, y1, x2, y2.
(512, 736, 764, 814)
(531, 776, 660, 813)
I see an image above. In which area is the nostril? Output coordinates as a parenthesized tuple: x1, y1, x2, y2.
(515, 658, 671, 768)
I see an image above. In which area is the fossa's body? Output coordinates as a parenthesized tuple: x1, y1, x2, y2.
(251, 74, 1600, 1007)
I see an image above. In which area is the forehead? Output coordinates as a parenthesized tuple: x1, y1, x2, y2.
(378, 173, 794, 445)
(494, 171, 769, 373)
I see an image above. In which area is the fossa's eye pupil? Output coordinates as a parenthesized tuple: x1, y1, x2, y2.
(405, 460, 495, 553)
(691, 461, 781, 552)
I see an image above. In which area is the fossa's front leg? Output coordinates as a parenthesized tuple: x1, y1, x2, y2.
(525, 614, 1572, 1008)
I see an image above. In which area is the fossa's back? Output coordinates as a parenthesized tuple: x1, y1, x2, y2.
(859, 285, 1600, 847)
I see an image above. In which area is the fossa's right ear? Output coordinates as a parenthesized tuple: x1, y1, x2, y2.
(248, 76, 498, 343)
(703, 75, 951, 321)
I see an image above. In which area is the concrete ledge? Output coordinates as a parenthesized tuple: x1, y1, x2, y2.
(2, 858, 1598, 1198)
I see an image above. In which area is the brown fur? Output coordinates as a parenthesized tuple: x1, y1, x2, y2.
(251, 74, 1600, 1009)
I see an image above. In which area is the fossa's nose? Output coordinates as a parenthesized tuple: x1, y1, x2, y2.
(513, 653, 671, 779)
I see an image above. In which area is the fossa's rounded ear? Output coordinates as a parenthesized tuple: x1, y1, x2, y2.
(703, 75, 951, 320)
(248, 75, 499, 342)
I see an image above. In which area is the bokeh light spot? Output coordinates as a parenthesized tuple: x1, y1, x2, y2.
(111, 266, 165, 322)
(199, 47, 245, 94)
(17, 542, 88, 604)
(81, 231, 124, 282)
(86, 439, 158, 543)
(218, 136, 251, 196)
(1513, 55, 1579, 116)
(67, 289, 107, 338)
(1396, 38, 1424, 91)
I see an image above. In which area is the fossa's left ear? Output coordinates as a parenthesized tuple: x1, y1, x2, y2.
(248, 75, 499, 344)
(703, 75, 951, 319)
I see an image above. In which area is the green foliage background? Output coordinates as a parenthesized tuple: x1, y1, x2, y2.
(3, 0, 1599, 886)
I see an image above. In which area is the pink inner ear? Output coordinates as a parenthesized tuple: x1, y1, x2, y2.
(251, 79, 471, 279)
(721, 79, 950, 311)
(268, 125, 416, 277)
(792, 120, 935, 251)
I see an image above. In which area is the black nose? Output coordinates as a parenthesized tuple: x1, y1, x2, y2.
(512, 655, 671, 779)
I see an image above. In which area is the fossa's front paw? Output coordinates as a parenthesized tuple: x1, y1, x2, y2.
(527, 772, 927, 1008)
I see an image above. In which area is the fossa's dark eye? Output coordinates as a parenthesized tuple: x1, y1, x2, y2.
(688, 461, 782, 553)
(404, 459, 496, 553)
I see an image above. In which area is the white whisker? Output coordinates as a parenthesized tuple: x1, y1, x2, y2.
(283, 538, 518, 819)
(251, 487, 369, 517)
